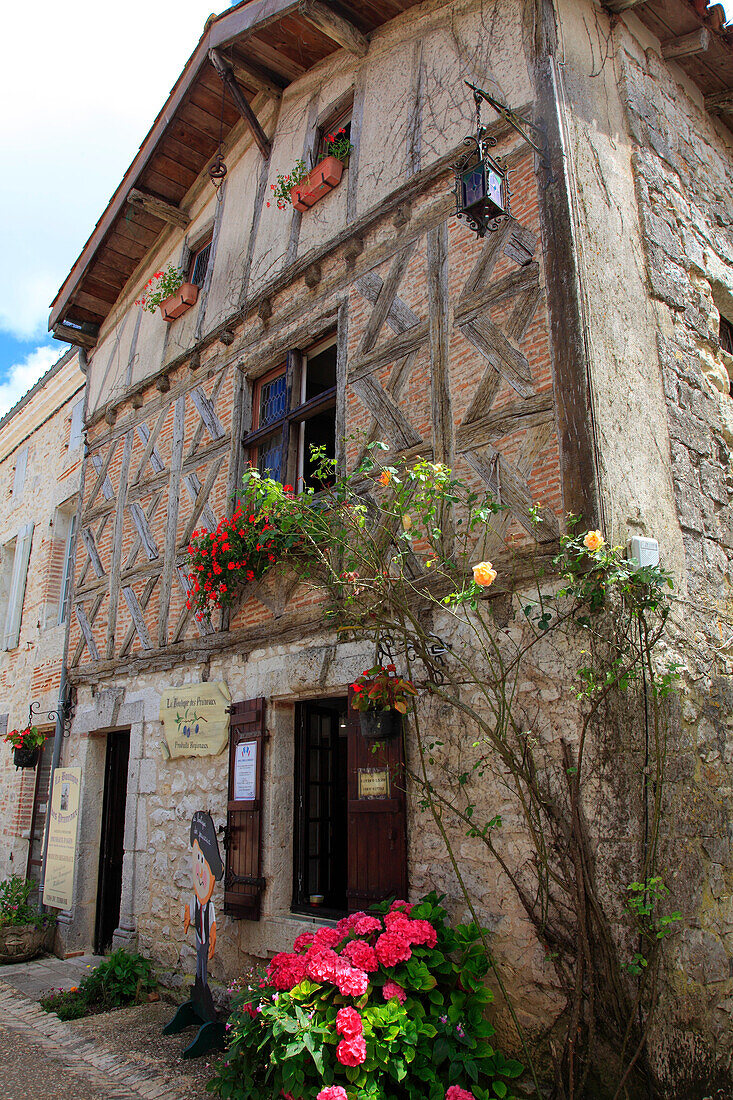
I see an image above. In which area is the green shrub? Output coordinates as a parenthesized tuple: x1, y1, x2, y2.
(40, 948, 157, 1020)
(0, 874, 55, 929)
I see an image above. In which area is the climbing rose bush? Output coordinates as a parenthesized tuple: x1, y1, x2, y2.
(209, 894, 522, 1100)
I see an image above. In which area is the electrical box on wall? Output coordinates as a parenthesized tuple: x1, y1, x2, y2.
(627, 536, 660, 569)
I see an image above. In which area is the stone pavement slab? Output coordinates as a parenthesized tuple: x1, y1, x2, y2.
(0, 953, 103, 999)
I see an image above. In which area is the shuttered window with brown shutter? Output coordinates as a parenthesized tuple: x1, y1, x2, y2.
(224, 698, 266, 920)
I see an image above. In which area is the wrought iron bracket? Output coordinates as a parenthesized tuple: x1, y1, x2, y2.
(464, 82, 548, 164)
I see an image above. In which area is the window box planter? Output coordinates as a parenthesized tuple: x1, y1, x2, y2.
(290, 156, 344, 212)
(13, 745, 39, 769)
(160, 282, 199, 322)
(359, 709, 402, 741)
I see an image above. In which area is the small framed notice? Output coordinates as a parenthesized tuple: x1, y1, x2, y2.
(234, 740, 258, 801)
(358, 767, 390, 800)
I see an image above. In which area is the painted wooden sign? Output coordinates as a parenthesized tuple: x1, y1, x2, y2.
(358, 767, 391, 799)
(42, 767, 82, 909)
(159, 681, 231, 758)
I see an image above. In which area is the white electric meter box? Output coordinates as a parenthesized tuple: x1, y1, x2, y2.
(626, 536, 660, 570)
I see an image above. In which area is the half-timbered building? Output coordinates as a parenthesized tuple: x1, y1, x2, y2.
(47, 0, 733, 1087)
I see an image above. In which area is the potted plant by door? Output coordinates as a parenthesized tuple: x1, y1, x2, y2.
(0, 874, 55, 963)
(267, 130, 354, 214)
(351, 664, 417, 740)
(4, 724, 49, 768)
(135, 263, 199, 322)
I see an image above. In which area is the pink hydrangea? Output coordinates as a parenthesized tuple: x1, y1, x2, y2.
(336, 1034, 367, 1066)
(342, 939, 378, 972)
(382, 980, 406, 1004)
(313, 926, 343, 950)
(336, 966, 369, 997)
(406, 919, 437, 948)
(267, 952, 307, 991)
(445, 1088, 476, 1100)
(375, 931, 412, 967)
(336, 1006, 363, 1037)
(317, 1089, 348, 1100)
(352, 914, 382, 936)
(292, 931, 314, 952)
(389, 899, 414, 914)
(305, 947, 340, 983)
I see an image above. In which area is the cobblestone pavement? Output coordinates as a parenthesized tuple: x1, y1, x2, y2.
(0, 980, 211, 1100)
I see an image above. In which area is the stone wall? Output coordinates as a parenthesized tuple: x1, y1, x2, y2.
(0, 350, 84, 877)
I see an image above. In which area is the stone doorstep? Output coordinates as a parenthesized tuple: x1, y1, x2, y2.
(0, 979, 191, 1100)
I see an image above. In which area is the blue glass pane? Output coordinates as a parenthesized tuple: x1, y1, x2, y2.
(257, 433, 284, 482)
(461, 165, 486, 208)
(259, 373, 287, 427)
(488, 170, 504, 210)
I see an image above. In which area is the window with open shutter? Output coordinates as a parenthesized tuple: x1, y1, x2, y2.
(224, 698, 266, 920)
(292, 695, 408, 917)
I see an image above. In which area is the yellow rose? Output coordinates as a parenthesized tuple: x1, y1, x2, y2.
(472, 561, 497, 587)
(583, 530, 605, 552)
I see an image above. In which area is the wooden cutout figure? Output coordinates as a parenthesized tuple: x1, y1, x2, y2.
(162, 810, 226, 1057)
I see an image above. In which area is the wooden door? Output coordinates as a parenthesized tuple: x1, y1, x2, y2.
(94, 730, 130, 953)
(346, 692, 408, 911)
(26, 734, 53, 883)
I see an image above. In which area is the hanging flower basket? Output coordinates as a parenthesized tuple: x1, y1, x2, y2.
(290, 156, 344, 212)
(359, 709, 402, 741)
(13, 745, 40, 769)
(160, 282, 199, 322)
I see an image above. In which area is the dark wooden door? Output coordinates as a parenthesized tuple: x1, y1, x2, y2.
(346, 692, 408, 911)
(94, 730, 130, 953)
(26, 734, 53, 883)
(224, 698, 266, 919)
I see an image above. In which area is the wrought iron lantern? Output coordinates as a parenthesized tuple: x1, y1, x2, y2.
(453, 87, 510, 238)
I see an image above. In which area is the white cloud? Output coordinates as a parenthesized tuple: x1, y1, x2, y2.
(0, 346, 62, 418)
(0, 0, 221, 343)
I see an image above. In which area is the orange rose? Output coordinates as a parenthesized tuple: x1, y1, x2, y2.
(378, 470, 392, 486)
(472, 561, 497, 587)
(583, 530, 605, 552)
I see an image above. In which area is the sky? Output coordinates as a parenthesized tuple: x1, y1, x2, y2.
(0, 0, 731, 418)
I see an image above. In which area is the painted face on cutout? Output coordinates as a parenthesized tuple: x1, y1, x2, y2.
(192, 839, 215, 905)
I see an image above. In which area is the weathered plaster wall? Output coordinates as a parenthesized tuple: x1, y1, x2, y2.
(0, 350, 84, 877)
(549, 0, 733, 1087)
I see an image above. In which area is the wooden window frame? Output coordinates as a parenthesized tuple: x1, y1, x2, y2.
(316, 100, 353, 163)
(243, 335, 338, 491)
(189, 236, 213, 287)
(720, 315, 733, 357)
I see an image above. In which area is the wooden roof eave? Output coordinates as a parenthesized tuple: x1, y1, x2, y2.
(49, 0, 305, 334)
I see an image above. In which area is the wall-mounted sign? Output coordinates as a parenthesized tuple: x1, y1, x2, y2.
(160, 682, 231, 759)
(233, 741, 258, 801)
(43, 767, 82, 910)
(358, 767, 391, 800)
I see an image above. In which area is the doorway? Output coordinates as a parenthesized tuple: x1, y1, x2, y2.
(94, 730, 130, 954)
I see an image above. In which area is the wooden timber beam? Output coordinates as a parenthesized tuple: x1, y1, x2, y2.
(208, 48, 271, 159)
(706, 89, 733, 113)
(297, 0, 369, 57)
(127, 188, 190, 229)
(231, 58, 285, 99)
(661, 27, 710, 61)
(53, 323, 98, 349)
(604, 0, 648, 13)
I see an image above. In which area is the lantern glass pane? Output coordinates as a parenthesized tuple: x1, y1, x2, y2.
(461, 164, 486, 210)
(488, 170, 504, 211)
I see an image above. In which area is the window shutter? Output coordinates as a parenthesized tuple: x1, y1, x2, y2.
(4, 523, 33, 650)
(58, 514, 77, 625)
(12, 447, 28, 498)
(224, 697, 266, 920)
(68, 400, 84, 453)
(346, 690, 408, 911)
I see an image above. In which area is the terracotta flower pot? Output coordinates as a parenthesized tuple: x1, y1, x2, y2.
(359, 709, 402, 741)
(290, 156, 344, 212)
(13, 745, 39, 769)
(159, 282, 199, 322)
(0, 923, 46, 964)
